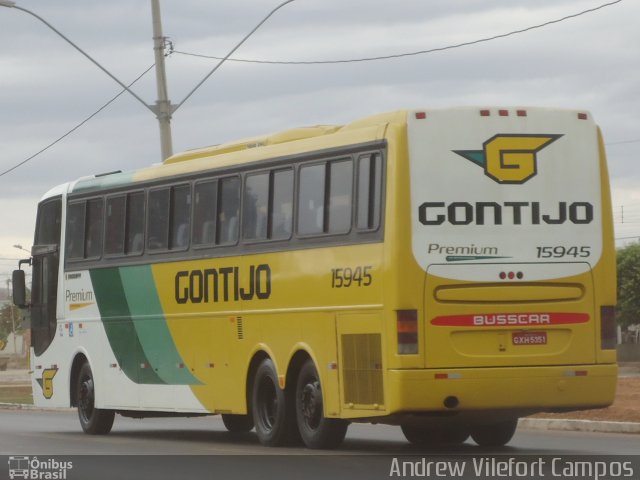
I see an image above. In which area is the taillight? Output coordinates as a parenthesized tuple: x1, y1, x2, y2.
(600, 305, 616, 350)
(397, 310, 418, 354)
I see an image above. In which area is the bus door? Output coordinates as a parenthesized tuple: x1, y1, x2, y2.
(30, 198, 62, 356)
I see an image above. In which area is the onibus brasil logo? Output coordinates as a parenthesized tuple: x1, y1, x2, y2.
(453, 134, 563, 184)
(8, 456, 72, 479)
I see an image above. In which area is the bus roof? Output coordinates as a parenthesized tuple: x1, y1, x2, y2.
(65, 107, 593, 197)
(70, 110, 408, 195)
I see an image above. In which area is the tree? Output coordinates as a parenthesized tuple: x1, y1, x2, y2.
(616, 243, 640, 328)
(0, 302, 20, 346)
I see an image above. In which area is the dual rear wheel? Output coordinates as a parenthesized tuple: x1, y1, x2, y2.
(77, 358, 515, 449)
(401, 418, 518, 447)
(251, 358, 348, 449)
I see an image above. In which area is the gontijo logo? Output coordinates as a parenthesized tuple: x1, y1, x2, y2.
(36, 367, 58, 400)
(453, 134, 563, 184)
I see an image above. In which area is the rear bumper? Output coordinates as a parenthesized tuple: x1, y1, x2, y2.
(386, 364, 617, 414)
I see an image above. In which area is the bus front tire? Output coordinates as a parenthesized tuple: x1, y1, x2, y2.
(76, 363, 114, 435)
(401, 425, 469, 446)
(251, 358, 298, 446)
(295, 359, 348, 449)
(221, 414, 254, 433)
(470, 418, 518, 447)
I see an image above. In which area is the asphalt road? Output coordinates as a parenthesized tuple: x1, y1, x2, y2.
(2, 409, 640, 480)
(1, 408, 640, 456)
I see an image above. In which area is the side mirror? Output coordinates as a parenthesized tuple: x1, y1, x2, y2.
(12, 269, 27, 308)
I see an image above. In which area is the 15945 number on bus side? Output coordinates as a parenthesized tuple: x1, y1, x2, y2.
(536, 246, 591, 258)
(331, 266, 373, 288)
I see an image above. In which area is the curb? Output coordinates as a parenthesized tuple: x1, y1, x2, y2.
(0, 402, 74, 412)
(519, 417, 640, 434)
(0, 402, 42, 410)
(1, 402, 41, 410)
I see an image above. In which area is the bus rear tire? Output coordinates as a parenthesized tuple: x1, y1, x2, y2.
(251, 358, 298, 446)
(470, 418, 518, 447)
(401, 425, 469, 446)
(76, 363, 114, 435)
(295, 359, 348, 449)
(221, 414, 254, 433)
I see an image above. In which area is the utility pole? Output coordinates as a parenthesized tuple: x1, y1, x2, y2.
(1, 0, 296, 162)
(150, 0, 174, 160)
(5, 278, 18, 363)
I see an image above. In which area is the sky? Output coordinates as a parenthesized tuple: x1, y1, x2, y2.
(0, 0, 639, 280)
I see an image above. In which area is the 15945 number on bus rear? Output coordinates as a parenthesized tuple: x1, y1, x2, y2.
(536, 246, 591, 258)
(331, 266, 373, 288)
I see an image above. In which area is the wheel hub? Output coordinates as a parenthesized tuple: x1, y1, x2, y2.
(79, 377, 94, 419)
(301, 380, 321, 428)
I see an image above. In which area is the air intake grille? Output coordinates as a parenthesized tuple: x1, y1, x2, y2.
(341, 333, 384, 406)
(236, 317, 244, 340)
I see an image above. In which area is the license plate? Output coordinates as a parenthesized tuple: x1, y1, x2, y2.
(512, 331, 547, 345)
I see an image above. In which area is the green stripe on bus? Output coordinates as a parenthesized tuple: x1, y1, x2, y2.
(90, 267, 164, 385)
(120, 265, 200, 385)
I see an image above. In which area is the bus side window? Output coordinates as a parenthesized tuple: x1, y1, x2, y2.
(66, 202, 85, 260)
(271, 168, 293, 240)
(328, 159, 353, 234)
(217, 177, 240, 245)
(243, 172, 269, 241)
(105, 195, 126, 255)
(298, 164, 325, 235)
(170, 185, 191, 250)
(298, 159, 353, 236)
(126, 192, 145, 255)
(356, 152, 382, 230)
(85, 199, 104, 259)
(147, 188, 170, 251)
(193, 180, 217, 246)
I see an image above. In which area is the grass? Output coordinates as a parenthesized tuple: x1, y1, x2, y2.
(0, 386, 33, 405)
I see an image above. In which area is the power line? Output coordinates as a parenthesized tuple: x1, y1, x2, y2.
(173, 0, 623, 65)
(0, 0, 625, 178)
(607, 138, 640, 146)
(0, 63, 156, 178)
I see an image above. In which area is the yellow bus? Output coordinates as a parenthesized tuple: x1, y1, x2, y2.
(13, 107, 617, 449)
